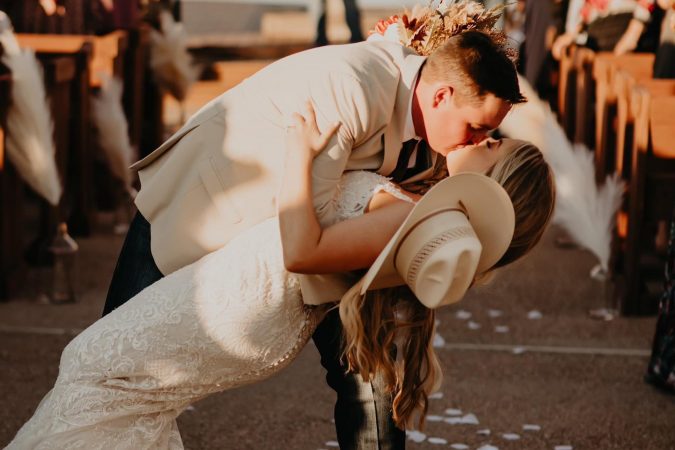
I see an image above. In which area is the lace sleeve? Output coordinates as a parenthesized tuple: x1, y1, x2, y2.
(327, 171, 415, 225)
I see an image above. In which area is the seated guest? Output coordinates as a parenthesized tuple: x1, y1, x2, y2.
(553, 0, 656, 58)
(654, 0, 675, 77)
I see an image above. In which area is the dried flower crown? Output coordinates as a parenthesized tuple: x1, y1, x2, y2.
(369, 0, 513, 59)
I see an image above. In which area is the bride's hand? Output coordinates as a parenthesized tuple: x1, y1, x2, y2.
(285, 101, 341, 160)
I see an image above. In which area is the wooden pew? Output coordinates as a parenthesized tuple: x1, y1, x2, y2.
(558, 45, 577, 140)
(573, 48, 596, 149)
(619, 88, 675, 315)
(16, 32, 129, 235)
(614, 73, 675, 180)
(593, 52, 655, 182)
(122, 25, 151, 152)
(23, 56, 78, 266)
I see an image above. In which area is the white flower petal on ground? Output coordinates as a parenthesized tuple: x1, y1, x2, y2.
(554, 446, 573, 450)
(450, 444, 469, 449)
(406, 430, 427, 443)
(185, 406, 196, 412)
(477, 428, 491, 436)
(444, 417, 463, 425)
(456, 310, 472, 320)
(460, 413, 479, 424)
(494, 325, 510, 333)
(477, 445, 499, 450)
(325, 441, 339, 448)
(523, 424, 541, 431)
(445, 408, 462, 416)
(502, 433, 520, 440)
(468, 321, 482, 330)
(429, 392, 444, 400)
(488, 309, 503, 318)
(426, 415, 444, 422)
(512, 346, 526, 355)
(433, 333, 446, 348)
(527, 310, 543, 320)
(427, 437, 448, 445)
(590, 263, 608, 280)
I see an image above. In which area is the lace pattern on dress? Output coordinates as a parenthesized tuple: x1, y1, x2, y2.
(6, 171, 410, 450)
(327, 171, 415, 226)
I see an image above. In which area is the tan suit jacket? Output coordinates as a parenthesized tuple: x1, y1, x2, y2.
(132, 41, 433, 304)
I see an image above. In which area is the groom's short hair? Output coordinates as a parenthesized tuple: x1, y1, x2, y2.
(422, 30, 526, 105)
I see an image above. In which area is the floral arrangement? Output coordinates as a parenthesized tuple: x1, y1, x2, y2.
(368, 0, 509, 57)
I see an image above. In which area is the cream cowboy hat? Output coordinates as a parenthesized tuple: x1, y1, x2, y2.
(360, 172, 515, 309)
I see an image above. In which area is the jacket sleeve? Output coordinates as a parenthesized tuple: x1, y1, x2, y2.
(306, 69, 394, 224)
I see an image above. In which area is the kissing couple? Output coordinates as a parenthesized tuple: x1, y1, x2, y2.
(7, 3, 555, 449)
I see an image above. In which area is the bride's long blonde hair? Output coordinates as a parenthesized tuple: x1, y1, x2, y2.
(339, 141, 555, 430)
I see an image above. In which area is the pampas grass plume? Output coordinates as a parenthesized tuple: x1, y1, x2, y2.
(500, 75, 624, 271)
(0, 15, 61, 205)
(91, 75, 135, 194)
(149, 9, 199, 102)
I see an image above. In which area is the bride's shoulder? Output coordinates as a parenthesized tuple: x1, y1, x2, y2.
(340, 170, 390, 185)
(340, 171, 414, 203)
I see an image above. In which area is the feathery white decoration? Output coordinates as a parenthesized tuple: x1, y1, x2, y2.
(91, 75, 135, 195)
(500, 75, 624, 271)
(149, 10, 199, 102)
(0, 13, 61, 205)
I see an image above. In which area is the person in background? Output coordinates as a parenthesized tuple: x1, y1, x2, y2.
(552, 0, 656, 58)
(315, 0, 364, 46)
(654, 0, 675, 77)
(0, 0, 118, 34)
(645, 203, 675, 394)
(522, 0, 555, 91)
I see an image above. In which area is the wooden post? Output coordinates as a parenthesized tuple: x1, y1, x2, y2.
(0, 67, 21, 300)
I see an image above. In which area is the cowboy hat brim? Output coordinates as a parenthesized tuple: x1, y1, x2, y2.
(360, 172, 515, 294)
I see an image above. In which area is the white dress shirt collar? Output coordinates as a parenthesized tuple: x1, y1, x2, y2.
(403, 72, 421, 142)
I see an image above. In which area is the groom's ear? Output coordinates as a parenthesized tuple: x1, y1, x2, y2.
(433, 85, 454, 108)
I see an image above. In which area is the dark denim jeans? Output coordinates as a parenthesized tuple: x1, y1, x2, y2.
(103, 212, 405, 449)
(102, 212, 163, 316)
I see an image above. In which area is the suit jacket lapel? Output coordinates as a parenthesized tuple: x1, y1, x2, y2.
(379, 47, 426, 176)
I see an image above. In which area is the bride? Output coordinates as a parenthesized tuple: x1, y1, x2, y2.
(6, 104, 554, 449)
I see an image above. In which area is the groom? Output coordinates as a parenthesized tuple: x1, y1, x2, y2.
(103, 31, 524, 449)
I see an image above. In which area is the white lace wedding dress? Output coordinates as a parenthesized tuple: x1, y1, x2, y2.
(6, 171, 413, 450)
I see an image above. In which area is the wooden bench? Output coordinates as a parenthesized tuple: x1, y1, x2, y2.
(23, 56, 79, 266)
(557, 45, 577, 140)
(16, 32, 131, 235)
(593, 52, 655, 182)
(573, 48, 596, 149)
(122, 25, 151, 153)
(0, 66, 18, 299)
(618, 88, 675, 315)
(614, 73, 675, 179)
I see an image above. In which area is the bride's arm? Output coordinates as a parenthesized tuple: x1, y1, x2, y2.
(279, 103, 415, 274)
